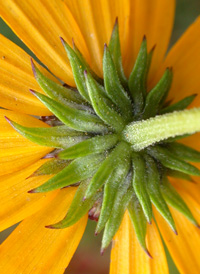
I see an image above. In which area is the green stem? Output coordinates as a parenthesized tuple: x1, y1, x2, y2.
(122, 108, 200, 151)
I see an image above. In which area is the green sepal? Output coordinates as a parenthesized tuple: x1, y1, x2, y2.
(101, 187, 133, 252)
(61, 38, 91, 102)
(6, 119, 89, 148)
(31, 59, 84, 104)
(108, 18, 128, 88)
(167, 142, 200, 162)
(59, 134, 118, 159)
(145, 155, 176, 233)
(84, 141, 130, 199)
(103, 44, 132, 121)
(128, 37, 148, 114)
(147, 145, 200, 176)
(96, 152, 131, 234)
(31, 91, 108, 133)
(84, 70, 126, 132)
(30, 153, 105, 193)
(128, 192, 148, 254)
(161, 176, 198, 226)
(132, 152, 152, 223)
(31, 159, 70, 176)
(142, 68, 173, 119)
(48, 179, 102, 228)
(72, 39, 103, 85)
(166, 169, 194, 182)
(160, 94, 197, 114)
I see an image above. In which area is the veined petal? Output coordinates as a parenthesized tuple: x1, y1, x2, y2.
(0, 35, 52, 115)
(0, 159, 57, 232)
(65, 0, 130, 76)
(155, 205, 200, 274)
(0, 110, 52, 175)
(0, 188, 87, 273)
(153, 17, 200, 105)
(109, 211, 168, 274)
(0, 0, 89, 85)
(125, 0, 175, 78)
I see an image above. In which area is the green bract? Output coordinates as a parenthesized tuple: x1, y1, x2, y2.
(8, 20, 200, 255)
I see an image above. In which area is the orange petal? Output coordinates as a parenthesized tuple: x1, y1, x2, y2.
(0, 35, 53, 115)
(155, 204, 200, 274)
(0, 188, 87, 273)
(0, 0, 89, 85)
(153, 17, 200, 105)
(65, 0, 131, 76)
(109, 211, 169, 274)
(0, 110, 52, 175)
(0, 159, 58, 232)
(125, 0, 175, 78)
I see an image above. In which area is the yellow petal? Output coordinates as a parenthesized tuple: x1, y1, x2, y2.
(0, 159, 57, 232)
(152, 16, 200, 105)
(155, 204, 200, 274)
(125, 0, 175, 78)
(170, 177, 200, 224)
(0, 35, 53, 115)
(0, 0, 89, 85)
(0, 110, 52, 175)
(0, 188, 87, 274)
(65, 0, 131, 76)
(109, 211, 169, 274)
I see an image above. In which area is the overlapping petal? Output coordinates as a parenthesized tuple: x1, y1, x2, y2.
(0, 159, 58, 232)
(0, 187, 87, 273)
(153, 17, 200, 106)
(0, 0, 90, 85)
(0, 35, 53, 115)
(109, 211, 169, 274)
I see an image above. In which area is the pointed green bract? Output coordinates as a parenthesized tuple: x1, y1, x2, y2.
(59, 134, 118, 159)
(85, 71, 126, 132)
(132, 152, 152, 223)
(32, 91, 108, 133)
(166, 169, 194, 182)
(31, 159, 70, 176)
(161, 177, 198, 226)
(160, 94, 197, 114)
(84, 141, 130, 199)
(145, 155, 176, 233)
(72, 40, 103, 85)
(108, 18, 128, 88)
(142, 68, 173, 119)
(49, 179, 102, 228)
(128, 192, 148, 253)
(167, 142, 200, 162)
(31, 60, 84, 104)
(61, 38, 91, 102)
(128, 37, 148, 114)
(103, 44, 132, 121)
(96, 154, 131, 233)
(147, 145, 200, 176)
(7, 120, 89, 148)
(31, 153, 105, 193)
(101, 188, 133, 251)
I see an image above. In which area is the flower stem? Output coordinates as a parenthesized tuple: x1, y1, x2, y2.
(122, 108, 200, 151)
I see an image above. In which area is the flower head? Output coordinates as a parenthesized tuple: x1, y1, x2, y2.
(1, 1, 200, 273)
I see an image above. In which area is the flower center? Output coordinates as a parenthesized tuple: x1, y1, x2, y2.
(7, 19, 200, 255)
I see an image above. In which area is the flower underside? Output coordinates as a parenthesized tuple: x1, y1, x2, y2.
(7, 19, 200, 255)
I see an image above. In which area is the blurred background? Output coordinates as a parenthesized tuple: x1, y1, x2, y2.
(0, 0, 200, 273)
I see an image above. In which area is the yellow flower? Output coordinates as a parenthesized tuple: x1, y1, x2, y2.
(0, 0, 200, 273)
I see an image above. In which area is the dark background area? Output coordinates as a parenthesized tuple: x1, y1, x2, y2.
(0, 0, 200, 273)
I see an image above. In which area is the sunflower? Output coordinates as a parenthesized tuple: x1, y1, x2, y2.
(1, 0, 200, 273)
